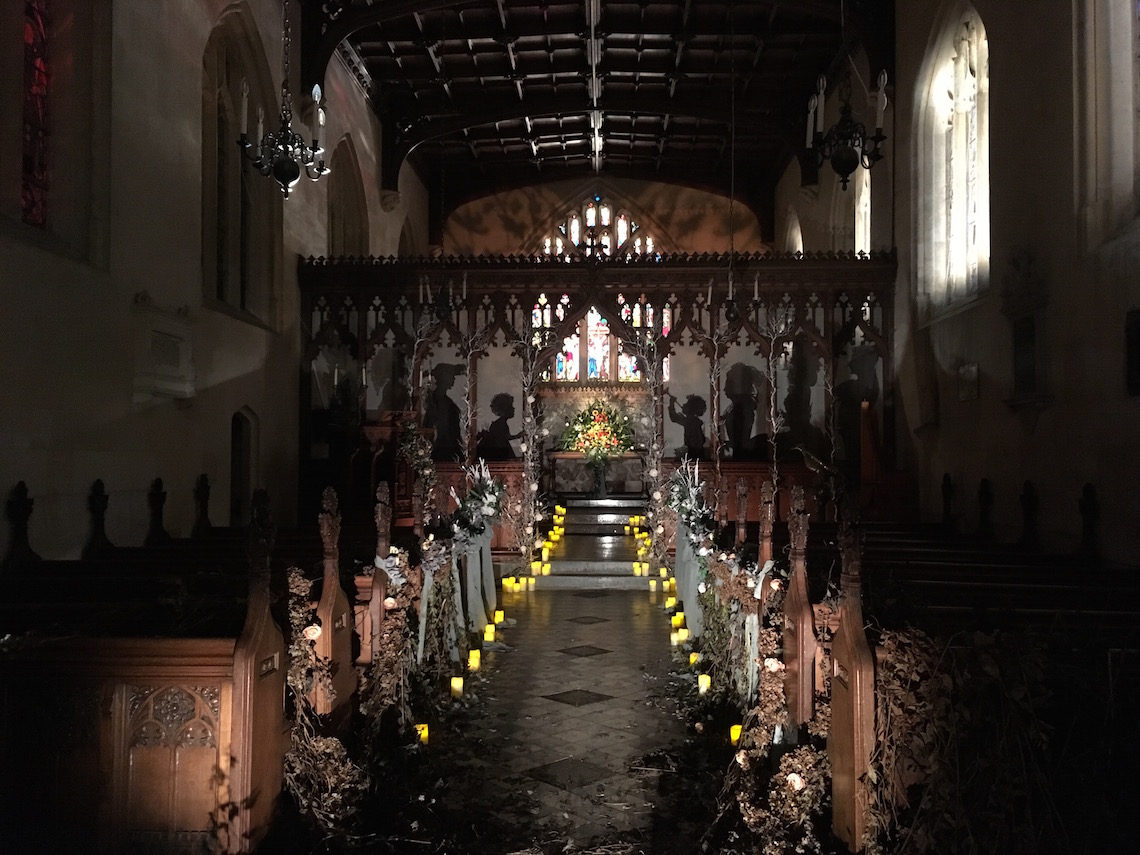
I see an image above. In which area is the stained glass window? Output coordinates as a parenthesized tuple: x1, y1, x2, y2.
(22, 0, 50, 228)
(586, 308, 610, 380)
(556, 334, 580, 381)
(538, 194, 657, 259)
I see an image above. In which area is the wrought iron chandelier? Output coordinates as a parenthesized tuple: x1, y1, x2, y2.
(238, 0, 329, 198)
(807, 70, 887, 190)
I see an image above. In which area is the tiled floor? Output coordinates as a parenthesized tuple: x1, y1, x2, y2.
(471, 587, 686, 847)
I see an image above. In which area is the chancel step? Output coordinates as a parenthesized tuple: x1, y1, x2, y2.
(536, 499, 649, 590)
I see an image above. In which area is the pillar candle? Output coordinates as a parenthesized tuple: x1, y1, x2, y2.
(649, 579, 657, 591)
(698, 674, 711, 695)
(730, 724, 742, 745)
(450, 676, 464, 698)
(483, 625, 495, 643)
(527, 576, 536, 590)
(494, 609, 504, 624)
(468, 650, 481, 671)
(689, 652, 700, 666)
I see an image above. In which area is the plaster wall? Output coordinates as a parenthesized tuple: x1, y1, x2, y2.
(444, 177, 766, 256)
(886, 0, 1140, 561)
(0, 0, 428, 558)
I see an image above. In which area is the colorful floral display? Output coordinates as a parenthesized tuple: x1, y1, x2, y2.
(558, 399, 635, 464)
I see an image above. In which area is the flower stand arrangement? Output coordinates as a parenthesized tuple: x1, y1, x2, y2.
(559, 399, 635, 497)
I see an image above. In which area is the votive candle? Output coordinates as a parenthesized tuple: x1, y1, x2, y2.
(483, 625, 496, 643)
(468, 650, 481, 671)
(698, 674, 711, 695)
(450, 676, 464, 698)
(415, 723, 429, 744)
(494, 609, 505, 624)
(730, 724, 743, 745)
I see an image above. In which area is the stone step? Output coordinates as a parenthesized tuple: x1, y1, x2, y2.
(562, 497, 646, 511)
(550, 559, 638, 575)
(533, 574, 650, 590)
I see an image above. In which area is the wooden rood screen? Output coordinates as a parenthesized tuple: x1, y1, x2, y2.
(298, 251, 897, 515)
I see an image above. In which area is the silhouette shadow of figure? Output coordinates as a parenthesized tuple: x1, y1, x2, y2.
(476, 392, 522, 460)
(668, 393, 707, 459)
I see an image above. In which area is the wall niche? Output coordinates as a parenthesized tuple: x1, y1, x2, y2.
(1000, 250, 1052, 431)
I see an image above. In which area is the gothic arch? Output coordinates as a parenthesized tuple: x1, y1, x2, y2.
(327, 136, 369, 256)
(913, 2, 990, 312)
(201, 4, 282, 324)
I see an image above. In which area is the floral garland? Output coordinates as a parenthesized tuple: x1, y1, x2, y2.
(419, 537, 466, 690)
(667, 459, 717, 566)
(359, 546, 421, 754)
(282, 567, 370, 834)
(399, 417, 436, 521)
(558, 399, 635, 464)
(510, 336, 545, 563)
(735, 745, 832, 855)
(449, 459, 505, 550)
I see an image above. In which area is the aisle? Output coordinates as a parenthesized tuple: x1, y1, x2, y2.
(470, 588, 688, 849)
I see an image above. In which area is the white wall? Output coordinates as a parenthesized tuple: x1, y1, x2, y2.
(0, 0, 428, 557)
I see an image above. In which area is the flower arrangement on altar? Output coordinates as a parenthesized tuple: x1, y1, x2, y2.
(559, 399, 635, 464)
(449, 459, 505, 549)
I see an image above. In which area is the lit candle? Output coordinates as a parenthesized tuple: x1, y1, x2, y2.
(698, 674, 711, 695)
(256, 107, 264, 145)
(527, 576, 536, 590)
(649, 579, 657, 591)
(415, 723, 429, 744)
(316, 106, 326, 153)
(689, 652, 700, 666)
(468, 649, 481, 671)
(670, 631, 679, 646)
(730, 724, 742, 745)
(483, 625, 495, 643)
(494, 610, 504, 625)
(665, 596, 677, 610)
(541, 547, 550, 562)
(450, 676, 464, 698)
(675, 611, 685, 626)
(677, 627, 689, 643)
(659, 567, 668, 578)
(671, 614, 683, 629)
(624, 525, 630, 534)
(541, 563, 551, 575)
(531, 560, 541, 575)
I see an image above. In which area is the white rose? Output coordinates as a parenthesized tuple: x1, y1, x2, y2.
(524, 525, 533, 534)
(698, 547, 709, 557)
(389, 546, 399, 555)
(786, 773, 805, 791)
(656, 525, 664, 534)
(519, 443, 528, 452)
(719, 552, 727, 561)
(648, 469, 658, 478)
(529, 483, 539, 492)
(535, 512, 544, 522)
(527, 395, 536, 404)
(541, 428, 549, 436)
(652, 490, 662, 501)
(697, 582, 707, 594)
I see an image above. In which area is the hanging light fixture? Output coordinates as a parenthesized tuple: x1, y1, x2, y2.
(238, 0, 329, 198)
(807, 70, 887, 190)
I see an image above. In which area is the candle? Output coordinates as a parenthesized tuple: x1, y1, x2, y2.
(468, 650, 481, 671)
(659, 567, 668, 578)
(494, 610, 504, 625)
(316, 106, 326, 153)
(815, 76, 826, 134)
(649, 579, 657, 591)
(670, 631, 679, 646)
(240, 80, 249, 137)
(805, 93, 815, 149)
(531, 560, 541, 575)
(450, 677, 464, 698)
(730, 724, 742, 745)
(541, 563, 551, 575)
(875, 69, 888, 129)
(689, 652, 700, 666)
(698, 674, 711, 695)
(415, 723, 429, 744)
(624, 525, 630, 534)
(665, 596, 677, 610)
(675, 611, 685, 626)
(677, 627, 690, 643)
(527, 576, 536, 590)
(483, 625, 495, 643)
(671, 614, 683, 629)
(541, 547, 550, 562)
(256, 107, 264, 145)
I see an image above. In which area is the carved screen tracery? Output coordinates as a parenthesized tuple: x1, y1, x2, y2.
(538, 194, 656, 259)
(22, 0, 50, 228)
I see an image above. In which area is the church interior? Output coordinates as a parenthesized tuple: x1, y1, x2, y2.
(1, 0, 1139, 853)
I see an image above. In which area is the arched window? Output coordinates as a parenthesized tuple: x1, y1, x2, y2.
(328, 138, 369, 256)
(22, 0, 50, 228)
(918, 9, 990, 309)
(537, 194, 657, 259)
(201, 12, 280, 321)
(532, 292, 669, 383)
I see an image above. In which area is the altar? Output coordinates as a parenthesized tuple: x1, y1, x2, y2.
(549, 451, 645, 495)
